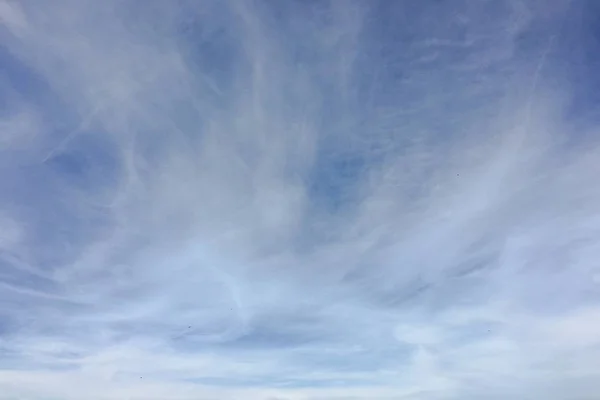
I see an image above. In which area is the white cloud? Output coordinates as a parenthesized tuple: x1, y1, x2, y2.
(0, 0, 599, 399)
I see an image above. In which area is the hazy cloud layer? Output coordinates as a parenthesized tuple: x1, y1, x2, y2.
(1, 0, 600, 399)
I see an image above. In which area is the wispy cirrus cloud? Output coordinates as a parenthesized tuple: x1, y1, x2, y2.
(1, 0, 600, 399)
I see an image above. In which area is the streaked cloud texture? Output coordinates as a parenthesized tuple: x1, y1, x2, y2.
(1, 0, 600, 399)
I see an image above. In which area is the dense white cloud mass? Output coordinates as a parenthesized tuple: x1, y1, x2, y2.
(1, 0, 600, 399)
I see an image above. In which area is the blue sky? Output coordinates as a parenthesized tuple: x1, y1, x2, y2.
(1, 0, 600, 399)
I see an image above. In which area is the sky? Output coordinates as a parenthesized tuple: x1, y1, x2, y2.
(1, 0, 600, 399)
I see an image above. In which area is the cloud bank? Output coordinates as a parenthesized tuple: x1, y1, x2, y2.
(1, 0, 600, 399)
